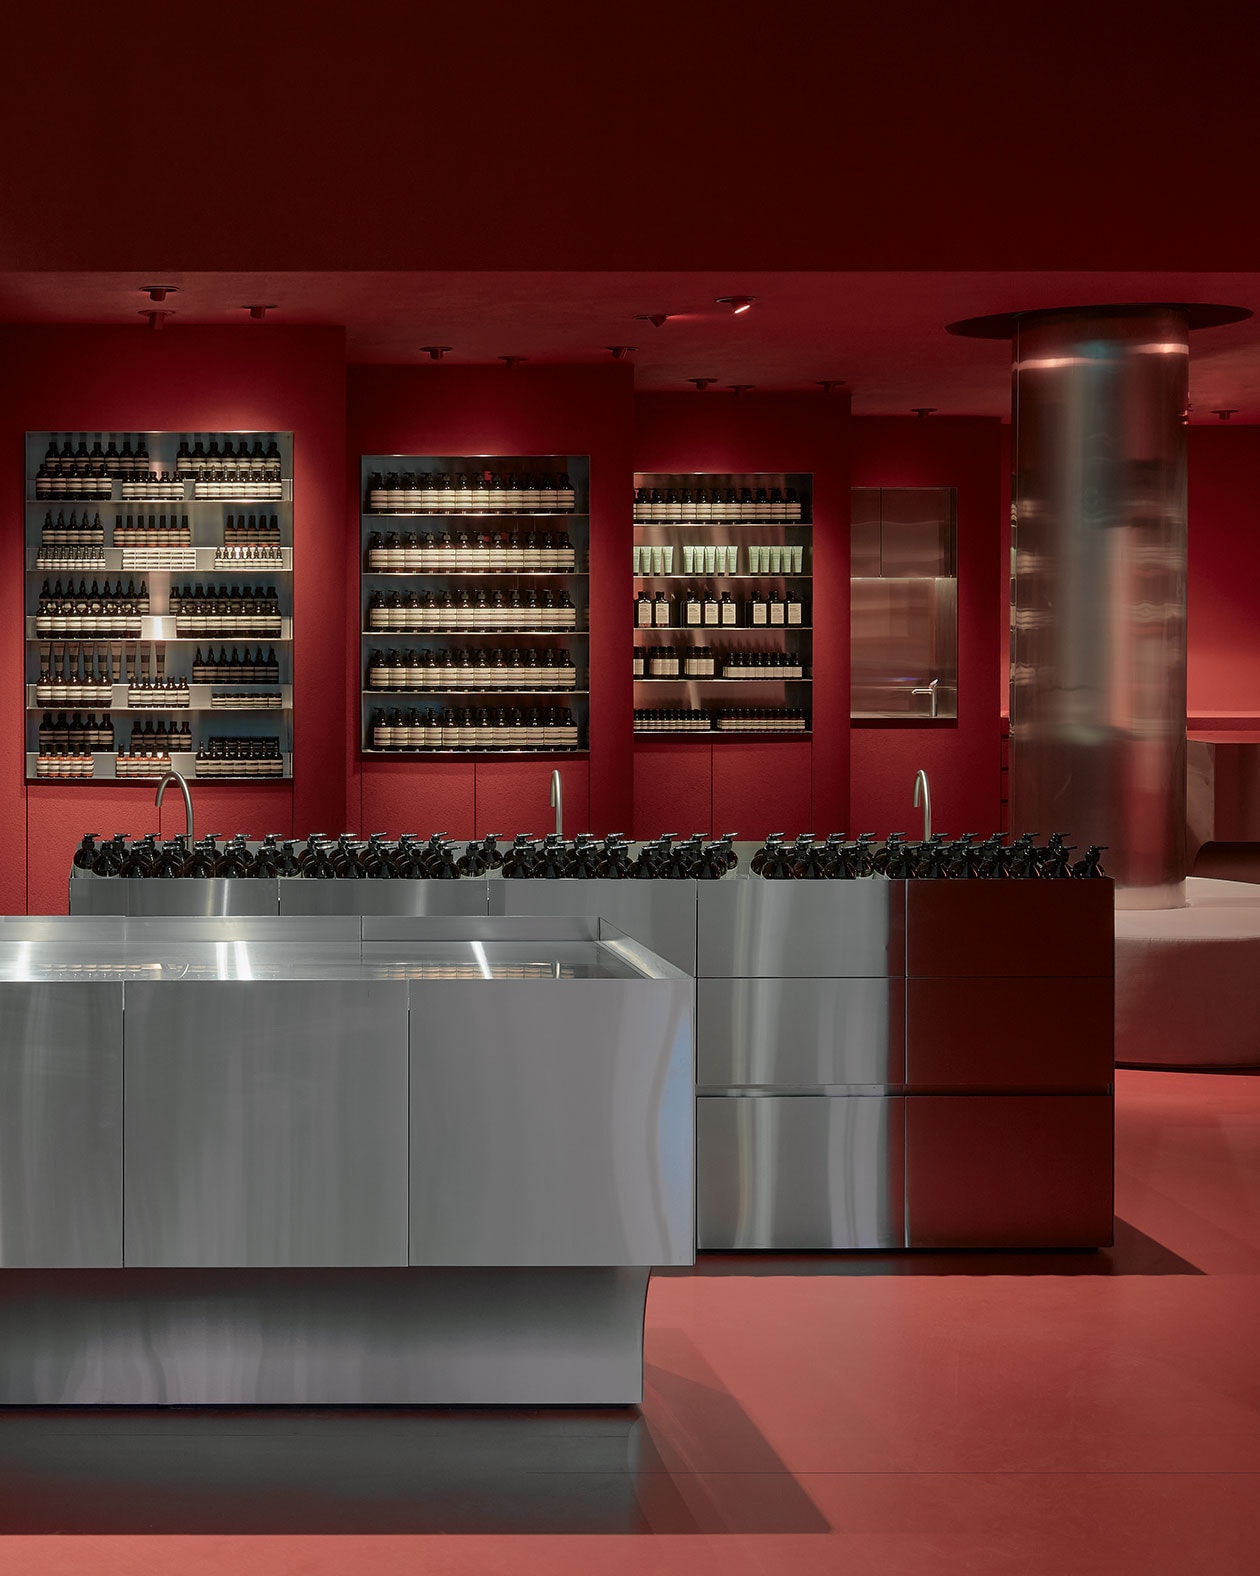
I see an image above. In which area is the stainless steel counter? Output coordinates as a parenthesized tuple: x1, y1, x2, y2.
(0, 915, 693, 1405)
(64, 873, 1117, 1256)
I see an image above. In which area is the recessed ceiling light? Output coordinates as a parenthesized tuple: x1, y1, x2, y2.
(140, 285, 178, 303)
(688, 378, 718, 390)
(498, 355, 528, 367)
(419, 345, 453, 360)
(245, 304, 277, 320)
(635, 314, 670, 329)
(606, 345, 636, 360)
(728, 384, 756, 395)
(1212, 408, 1239, 420)
(912, 407, 938, 417)
(716, 295, 755, 315)
(817, 380, 846, 394)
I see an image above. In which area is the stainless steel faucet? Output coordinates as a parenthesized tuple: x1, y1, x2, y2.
(912, 677, 942, 717)
(155, 769, 194, 845)
(913, 769, 932, 840)
(550, 769, 563, 837)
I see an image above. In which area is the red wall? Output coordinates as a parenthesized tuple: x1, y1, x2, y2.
(1187, 427, 1260, 719)
(0, 326, 347, 912)
(632, 392, 852, 839)
(849, 417, 1004, 838)
(346, 364, 635, 838)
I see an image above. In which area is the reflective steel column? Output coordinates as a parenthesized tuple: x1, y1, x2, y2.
(950, 302, 1249, 910)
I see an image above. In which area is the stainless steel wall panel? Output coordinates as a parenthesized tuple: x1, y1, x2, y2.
(906, 880, 1114, 978)
(0, 1266, 651, 1405)
(409, 979, 694, 1267)
(490, 879, 698, 974)
(907, 977, 1114, 1092)
(697, 1095, 906, 1249)
(124, 981, 410, 1267)
(697, 880, 905, 978)
(0, 984, 123, 1267)
(67, 879, 130, 916)
(280, 880, 490, 917)
(697, 977, 905, 1089)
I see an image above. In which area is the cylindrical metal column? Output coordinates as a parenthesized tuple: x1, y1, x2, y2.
(1010, 307, 1189, 908)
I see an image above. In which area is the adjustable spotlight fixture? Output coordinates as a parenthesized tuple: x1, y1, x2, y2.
(245, 304, 277, 320)
(728, 384, 756, 395)
(498, 356, 528, 367)
(912, 407, 938, 418)
(817, 380, 846, 394)
(139, 309, 174, 330)
(1212, 408, 1239, 420)
(606, 345, 636, 360)
(716, 295, 755, 315)
(141, 285, 178, 303)
(635, 314, 670, 329)
(419, 345, 453, 360)
(688, 378, 718, 390)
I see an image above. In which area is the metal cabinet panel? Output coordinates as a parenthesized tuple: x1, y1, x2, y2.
(490, 879, 698, 974)
(697, 881, 905, 978)
(279, 879, 490, 917)
(906, 880, 1114, 978)
(906, 977, 1114, 1092)
(124, 981, 410, 1267)
(0, 984, 123, 1267)
(697, 1095, 906, 1249)
(905, 1094, 1114, 1248)
(698, 977, 905, 1089)
(409, 979, 694, 1266)
(71, 880, 280, 917)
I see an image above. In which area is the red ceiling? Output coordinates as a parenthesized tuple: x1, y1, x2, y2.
(2, 271, 1259, 418)
(4, 4, 1260, 415)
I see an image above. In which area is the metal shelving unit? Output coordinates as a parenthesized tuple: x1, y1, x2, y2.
(633, 471, 813, 739)
(360, 453, 590, 757)
(26, 431, 294, 783)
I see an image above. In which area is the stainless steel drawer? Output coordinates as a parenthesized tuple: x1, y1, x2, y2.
(0, 983, 123, 1267)
(697, 1094, 906, 1249)
(698, 977, 904, 1089)
(697, 881, 905, 978)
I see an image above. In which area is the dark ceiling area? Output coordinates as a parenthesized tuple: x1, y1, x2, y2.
(3, 4, 1260, 416)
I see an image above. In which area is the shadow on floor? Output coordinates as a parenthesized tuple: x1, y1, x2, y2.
(0, 1373, 829, 1536)
(658, 1218, 1203, 1278)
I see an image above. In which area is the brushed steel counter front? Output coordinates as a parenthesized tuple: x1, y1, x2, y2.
(696, 879, 906, 977)
(0, 915, 692, 1404)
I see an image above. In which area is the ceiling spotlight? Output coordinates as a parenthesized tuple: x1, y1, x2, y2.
(139, 309, 174, 330)
(245, 304, 276, 320)
(688, 378, 718, 390)
(817, 380, 846, 394)
(635, 314, 670, 329)
(716, 295, 755, 315)
(141, 284, 178, 303)
(606, 345, 636, 360)
(728, 384, 756, 395)
(419, 345, 453, 360)
(912, 407, 937, 418)
(1212, 408, 1239, 420)
(498, 355, 528, 368)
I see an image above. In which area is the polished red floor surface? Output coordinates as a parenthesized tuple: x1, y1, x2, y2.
(5, 1069, 1260, 1574)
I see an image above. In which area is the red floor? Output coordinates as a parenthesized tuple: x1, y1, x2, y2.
(6, 1069, 1260, 1574)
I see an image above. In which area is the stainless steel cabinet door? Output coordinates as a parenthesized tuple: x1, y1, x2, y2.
(697, 882, 906, 978)
(698, 977, 905, 1089)
(697, 1095, 906, 1249)
(0, 983, 123, 1267)
(409, 979, 695, 1267)
(124, 981, 410, 1267)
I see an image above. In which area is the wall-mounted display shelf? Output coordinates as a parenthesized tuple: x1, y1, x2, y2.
(633, 471, 812, 738)
(25, 432, 294, 783)
(360, 455, 589, 756)
(851, 487, 958, 721)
